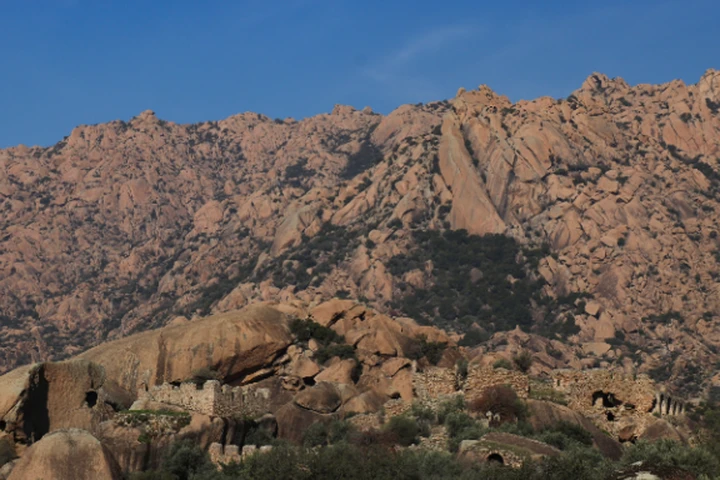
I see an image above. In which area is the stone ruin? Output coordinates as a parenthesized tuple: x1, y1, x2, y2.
(550, 369, 684, 418)
(649, 391, 685, 416)
(135, 380, 272, 418)
(412, 364, 530, 407)
(208, 443, 272, 466)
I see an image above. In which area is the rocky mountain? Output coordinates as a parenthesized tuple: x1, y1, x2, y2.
(1, 70, 720, 396)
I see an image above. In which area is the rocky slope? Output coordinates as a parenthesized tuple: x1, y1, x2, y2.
(0, 301, 697, 478)
(1, 70, 720, 395)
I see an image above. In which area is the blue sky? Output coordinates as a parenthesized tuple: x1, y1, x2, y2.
(1, 0, 717, 148)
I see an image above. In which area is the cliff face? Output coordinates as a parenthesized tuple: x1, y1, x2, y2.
(1, 71, 720, 393)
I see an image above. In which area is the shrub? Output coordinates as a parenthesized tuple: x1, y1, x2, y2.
(469, 385, 527, 425)
(410, 402, 436, 423)
(622, 439, 720, 478)
(443, 411, 486, 452)
(493, 358, 513, 370)
(456, 358, 469, 381)
(538, 445, 614, 480)
(458, 329, 489, 347)
(407, 335, 447, 365)
(535, 421, 593, 450)
(387, 230, 551, 336)
(384, 416, 422, 446)
(303, 420, 355, 447)
(290, 318, 343, 345)
(437, 396, 466, 424)
(512, 350, 533, 373)
(528, 382, 568, 406)
(130, 440, 216, 480)
(314, 344, 356, 364)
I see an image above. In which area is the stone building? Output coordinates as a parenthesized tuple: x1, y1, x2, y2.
(550, 368, 684, 417)
(135, 380, 272, 418)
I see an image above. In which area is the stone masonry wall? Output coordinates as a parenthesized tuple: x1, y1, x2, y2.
(464, 365, 530, 401)
(136, 380, 272, 418)
(550, 369, 657, 414)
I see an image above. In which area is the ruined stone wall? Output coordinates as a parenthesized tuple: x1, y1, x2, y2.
(464, 365, 529, 401)
(550, 369, 657, 414)
(412, 367, 458, 404)
(208, 443, 272, 467)
(548, 369, 685, 439)
(136, 380, 273, 418)
(410, 365, 530, 408)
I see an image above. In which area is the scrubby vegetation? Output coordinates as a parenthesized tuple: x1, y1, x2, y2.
(131, 392, 720, 480)
(289, 318, 343, 345)
(388, 230, 551, 335)
(289, 318, 357, 365)
(406, 335, 447, 365)
(256, 224, 361, 291)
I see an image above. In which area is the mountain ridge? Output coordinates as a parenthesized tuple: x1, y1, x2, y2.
(1, 69, 719, 397)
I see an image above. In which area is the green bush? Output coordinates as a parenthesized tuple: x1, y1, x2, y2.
(384, 416, 422, 446)
(387, 230, 550, 335)
(290, 318, 343, 345)
(456, 358, 469, 381)
(538, 445, 614, 480)
(622, 439, 720, 478)
(469, 385, 527, 425)
(410, 402, 436, 423)
(443, 411, 486, 452)
(458, 329, 489, 347)
(129, 440, 216, 480)
(493, 358, 513, 370)
(314, 344, 356, 364)
(436, 396, 466, 424)
(407, 335, 447, 365)
(535, 421, 593, 451)
(303, 420, 355, 447)
(512, 350, 533, 373)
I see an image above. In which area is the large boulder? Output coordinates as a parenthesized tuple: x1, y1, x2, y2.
(276, 382, 347, 443)
(94, 411, 240, 473)
(8, 429, 122, 480)
(640, 419, 688, 443)
(526, 399, 623, 459)
(79, 305, 293, 395)
(0, 360, 130, 446)
(293, 382, 343, 414)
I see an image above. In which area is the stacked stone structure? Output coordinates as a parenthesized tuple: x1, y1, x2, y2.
(135, 380, 272, 418)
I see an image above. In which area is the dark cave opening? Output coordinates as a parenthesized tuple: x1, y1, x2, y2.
(592, 391, 622, 408)
(85, 391, 98, 408)
(487, 453, 505, 465)
(21, 366, 50, 444)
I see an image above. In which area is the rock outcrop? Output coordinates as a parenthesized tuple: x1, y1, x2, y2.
(0, 360, 129, 448)
(1, 69, 719, 396)
(78, 304, 293, 394)
(7, 429, 122, 480)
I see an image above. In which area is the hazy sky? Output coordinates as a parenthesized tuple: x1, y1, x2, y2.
(1, 0, 718, 148)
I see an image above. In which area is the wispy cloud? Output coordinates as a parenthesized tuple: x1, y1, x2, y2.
(361, 25, 476, 96)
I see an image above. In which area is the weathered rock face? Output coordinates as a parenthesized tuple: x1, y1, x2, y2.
(94, 410, 240, 473)
(1, 71, 720, 394)
(0, 360, 128, 448)
(526, 399, 622, 459)
(7, 429, 122, 480)
(275, 382, 347, 443)
(78, 304, 293, 395)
